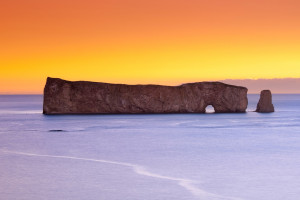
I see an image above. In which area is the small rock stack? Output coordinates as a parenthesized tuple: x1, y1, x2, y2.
(256, 90, 275, 113)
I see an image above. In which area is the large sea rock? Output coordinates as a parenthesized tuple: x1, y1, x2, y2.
(43, 77, 248, 114)
(256, 90, 275, 113)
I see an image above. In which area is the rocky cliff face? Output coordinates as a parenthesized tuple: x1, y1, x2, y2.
(43, 77, 248, 114)
(256, 90, 275, 113)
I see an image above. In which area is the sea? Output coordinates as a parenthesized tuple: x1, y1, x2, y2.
(0, 94, 299, 200)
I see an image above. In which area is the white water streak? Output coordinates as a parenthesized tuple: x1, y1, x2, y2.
(0, 110, 41, 114)
(1, 150, 243, 200)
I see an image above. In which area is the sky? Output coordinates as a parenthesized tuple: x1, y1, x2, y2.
(1, 0, 300, 94)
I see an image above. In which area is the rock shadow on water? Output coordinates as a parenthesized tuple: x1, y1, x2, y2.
(48, 129, 67, 132)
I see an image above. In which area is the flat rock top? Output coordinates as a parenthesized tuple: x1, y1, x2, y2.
(47, 77, 247, 89)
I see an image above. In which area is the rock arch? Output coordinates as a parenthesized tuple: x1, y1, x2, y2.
(43, 77, 248, 114)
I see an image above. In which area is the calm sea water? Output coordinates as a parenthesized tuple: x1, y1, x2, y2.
(0, 94, 299, 200)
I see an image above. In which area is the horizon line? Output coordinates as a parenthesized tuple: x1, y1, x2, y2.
(1, 93, 300, 95)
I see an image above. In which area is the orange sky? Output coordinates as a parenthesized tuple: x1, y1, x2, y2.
(1, 0, 300, 94)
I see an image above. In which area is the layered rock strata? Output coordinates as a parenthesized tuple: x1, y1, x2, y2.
(43, 77, 248, 114)
(256, 90, 275, 113)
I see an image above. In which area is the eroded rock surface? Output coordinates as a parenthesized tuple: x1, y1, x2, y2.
(256, 90, 275, 113)
(43, 77, 248, 114)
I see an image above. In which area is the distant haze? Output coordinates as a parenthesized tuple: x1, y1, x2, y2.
(221, 78, 300, 94)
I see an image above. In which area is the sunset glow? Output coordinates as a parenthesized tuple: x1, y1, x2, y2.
(1, 0, 300, 93)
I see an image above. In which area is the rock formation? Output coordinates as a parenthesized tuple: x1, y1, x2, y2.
(43, 77, 248, 114)
(256, 90, 275, 113)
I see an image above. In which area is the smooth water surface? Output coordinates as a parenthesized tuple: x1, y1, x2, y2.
(0, 94, 300, 200)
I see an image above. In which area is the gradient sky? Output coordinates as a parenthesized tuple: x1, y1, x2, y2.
(1, 0, 300, 94)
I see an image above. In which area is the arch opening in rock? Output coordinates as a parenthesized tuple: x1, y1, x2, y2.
(205, 105, 215, 113)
